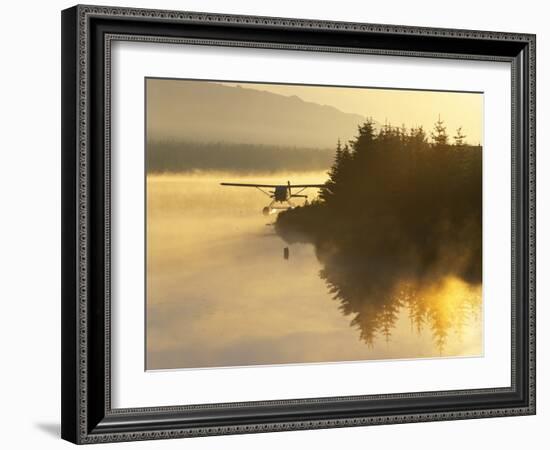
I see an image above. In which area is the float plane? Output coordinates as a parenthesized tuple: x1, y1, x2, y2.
(220, 181, 324, 215)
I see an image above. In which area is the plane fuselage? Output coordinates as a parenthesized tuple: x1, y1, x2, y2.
(274, 186, 290, 202)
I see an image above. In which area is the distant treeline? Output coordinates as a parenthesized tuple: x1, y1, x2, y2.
(276, 119, 482, 348)
(147, 140, 335, 173)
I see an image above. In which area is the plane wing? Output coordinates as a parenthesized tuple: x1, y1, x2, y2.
(220, 183, 325, 188)
(220, 183, 279, 188)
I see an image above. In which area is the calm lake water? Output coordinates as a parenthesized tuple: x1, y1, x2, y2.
(146, 172, 482, 370)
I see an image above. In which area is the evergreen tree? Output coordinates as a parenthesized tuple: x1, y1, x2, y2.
(453, 127, 467, 146)
(409, 126, 427, 147)
(351, 118, 376, 156)
(320, 138, 346, 202)
(431, 115, 448, 146)
(400, 124, 408, 144)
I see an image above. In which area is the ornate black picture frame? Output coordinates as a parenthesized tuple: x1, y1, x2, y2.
(61, 4, 536, 444)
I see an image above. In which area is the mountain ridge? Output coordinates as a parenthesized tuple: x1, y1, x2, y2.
(147, 80, 368, 148)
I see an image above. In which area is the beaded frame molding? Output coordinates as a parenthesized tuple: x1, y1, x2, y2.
(61, 4, 536, 444)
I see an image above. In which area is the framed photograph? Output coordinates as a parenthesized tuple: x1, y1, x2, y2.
(61, 4, 536, 444)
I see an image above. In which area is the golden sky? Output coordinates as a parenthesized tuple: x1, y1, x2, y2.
(222, 81, 483, 145)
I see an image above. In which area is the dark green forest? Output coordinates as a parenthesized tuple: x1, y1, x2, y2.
(147, 140, 334, 173)
(275, 118, 482, 349)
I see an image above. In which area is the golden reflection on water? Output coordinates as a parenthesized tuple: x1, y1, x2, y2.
(146, 172, 482, 370)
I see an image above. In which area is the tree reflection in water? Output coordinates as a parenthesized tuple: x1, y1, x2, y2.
(320, 257, 481, 351)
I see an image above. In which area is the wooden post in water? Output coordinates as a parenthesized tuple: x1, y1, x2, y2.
(283, 247, 289, 260)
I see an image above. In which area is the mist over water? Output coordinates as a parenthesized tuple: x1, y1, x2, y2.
(146, 171, 482, 370)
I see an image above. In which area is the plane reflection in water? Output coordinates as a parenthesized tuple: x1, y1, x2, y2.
(221, 181, 324, 215)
